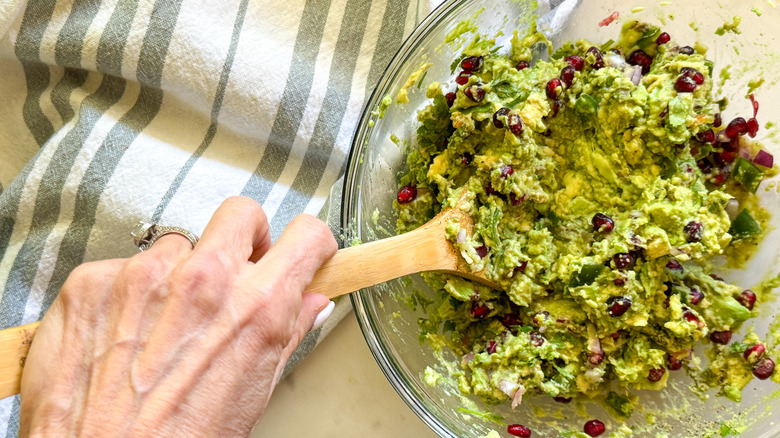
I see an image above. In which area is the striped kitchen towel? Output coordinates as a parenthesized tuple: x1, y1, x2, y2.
(0, 0, 440, 434)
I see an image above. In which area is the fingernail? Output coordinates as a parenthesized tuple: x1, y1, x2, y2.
(312, 300, 335, 331)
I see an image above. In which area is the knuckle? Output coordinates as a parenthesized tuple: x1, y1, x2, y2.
(169, 252, 227, 315)
(61, 262, 104, 300)
(291, 215, 337, 255)
(122, 252, 168, 282)
(223, 196, 265, 217)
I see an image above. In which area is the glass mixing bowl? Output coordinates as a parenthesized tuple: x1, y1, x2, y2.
(343, 0, 780, 436)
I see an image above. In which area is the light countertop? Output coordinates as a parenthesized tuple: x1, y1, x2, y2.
(252, 312, 438, 437)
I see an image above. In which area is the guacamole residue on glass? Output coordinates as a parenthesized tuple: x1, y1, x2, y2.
(392, 19, 778, 415)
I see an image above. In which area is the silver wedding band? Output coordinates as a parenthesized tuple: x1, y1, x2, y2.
(131, 222, 200, 252)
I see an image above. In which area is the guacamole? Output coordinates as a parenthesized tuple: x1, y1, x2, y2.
(393, 20, 777, 414)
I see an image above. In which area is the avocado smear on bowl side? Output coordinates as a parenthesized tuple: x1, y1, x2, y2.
(392, 19, 779, 419)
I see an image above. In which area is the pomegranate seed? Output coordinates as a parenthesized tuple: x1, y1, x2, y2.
(682, 308, 701, 325)
(674, 75, 697, 93)
(695, 129, 715, 143)
(679, 46, 695, 55)
(710, 273, 725, 281)
(486, 340, 497, 354)
(665, 258, 684, 274)
(554, 396, 573, 403)
(714, 113, 723, 127)
(484, 184, 499, 196)
(668, 354, 683, 370)
(561, 65, 576, 87)
(493, 107, 510, 128)
(714, 151, 737, 166)
(460, 153, 473, 165)
(711, 167, 730, 186)
(753, 357, 775, 380)
(455, 71, 472, 85)
(747, 117, 759, 138)
(607, 296, 631, 317)
(460, 56, 483, 71)
(465, 85, 485, 102)
(710, 330, 732, 345)
(550, 99, 563, 117)
(507, 113, 524, 136)
(697, 158, 713, 174)
(476, 245, 488, 258)
(724, 117, 748, 138)
(613, 253, 636, 270)
(749, 93, 760, 117)
(656, 32, 671, 44)
(445, 92, 456, 107)
(614, 277, 627, 286)
(688, 287, 704, 305)
(680, 67, 705, 85)
(529, 331, 545, 347)
(744, 344, 766, 363)
(516, 60, 530, 70)
(471, 302, 490, 318)
(514, 261, 528, 274)
(589, 351, 605, 366)
(509, 193, 527, 206)
(565, 55, 585, 71)
(501, 313, 522, 332)
(586, 47, 605, 69)
(584, 419, 606, 437)
(648, 368, 666, 382)
(546, 78, 563, 99)
(500, 164, 514, 178)
(611, 330, 623, 340)
(592, 213, 614, 233)
(397, 185, 417, 203)
(507, 424, 532, 438)
(627, 49, 653, 74)
(736, 290, 757, 310)
(684, 221, 703, 242)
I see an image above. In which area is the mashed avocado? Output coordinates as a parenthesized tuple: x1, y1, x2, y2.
(393, 20, 777, 414)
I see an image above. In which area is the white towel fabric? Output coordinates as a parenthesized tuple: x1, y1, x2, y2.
(0, 0, 442, 434)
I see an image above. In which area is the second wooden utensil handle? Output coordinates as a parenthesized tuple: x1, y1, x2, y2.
(0, 321, 39, 400)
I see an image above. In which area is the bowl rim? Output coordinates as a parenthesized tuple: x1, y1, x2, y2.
(342, 0, 470, 436)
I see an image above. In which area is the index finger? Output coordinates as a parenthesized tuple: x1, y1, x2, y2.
(249, 214, 337, 295)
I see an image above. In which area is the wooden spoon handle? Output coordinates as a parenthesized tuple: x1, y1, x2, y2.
(0, 321, 39, 399)
(0, 222, 452, 398)
(305, 221, 453, 299)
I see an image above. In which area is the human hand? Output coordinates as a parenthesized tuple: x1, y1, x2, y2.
(18, 197, 337, 437)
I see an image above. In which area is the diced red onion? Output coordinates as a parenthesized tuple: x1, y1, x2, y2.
(457, 229, 467, 243)
(498, 379, 520, 398)
(606, 53, 627, 69)
(587, 333, 603, 355)
(630, 66, 642, 86)
(511, 384, 526, 409)
(739, 148, 752, 159)
(462, 351, 475, 364)
(725, 198, 740, 220)
(753, 149, 774, 168)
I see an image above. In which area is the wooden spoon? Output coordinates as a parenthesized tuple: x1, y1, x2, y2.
(0, 197, 498, 398)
